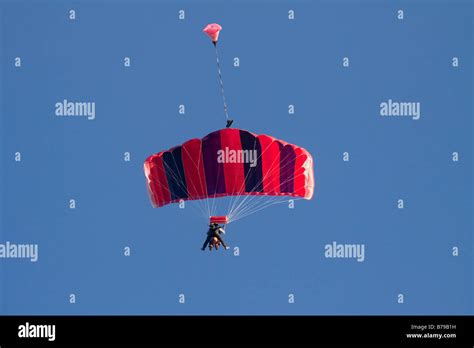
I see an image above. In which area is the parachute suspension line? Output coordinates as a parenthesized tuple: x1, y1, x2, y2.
(229, 164, 309, 222)
(230, 198, 304, 224)
(161, 163, 207, 218)
(226, 138, 286, 219)
(229, 196, 283, 223)
(226, 142, 260, 219)
(227, 196, 276, 223)
(169, 153, 209, 218)
(214, 43, 230, 122)
(229, 156, 308, 220)
(228, 176, 307, 223)
(226, 137, 267, 222)
(181, 145, 212, 218)
(210, 158, 222, 218)
(226, 152, 310, 222)
(229, 197, 284, 223)
(225, 166, 241, 219)
(161, 160, 208, 219)
(226, 137, 261, 219)
(229, 196, 282, 223)
(228, 171, 307, 222)
(229, 160, 310, 222)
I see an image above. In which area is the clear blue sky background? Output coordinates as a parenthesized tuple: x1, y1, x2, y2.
(0, 0, 472, 315)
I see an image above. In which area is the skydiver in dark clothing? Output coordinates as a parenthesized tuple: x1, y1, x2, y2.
(201, 223, 229, 251)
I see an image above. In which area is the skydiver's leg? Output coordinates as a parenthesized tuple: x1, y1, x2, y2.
(201, 236, 212, 250)
(215, 234, 228, 249)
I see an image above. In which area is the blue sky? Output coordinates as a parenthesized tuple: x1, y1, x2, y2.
(0, 0, 472, 314)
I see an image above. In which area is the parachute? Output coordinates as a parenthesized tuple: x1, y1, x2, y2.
(144, 128, 314, 224)
(143, 23, 315, 226)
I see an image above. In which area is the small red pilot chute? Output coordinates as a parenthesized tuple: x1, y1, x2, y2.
(203, 23, 222, 43)
(210, 216, 228, 224)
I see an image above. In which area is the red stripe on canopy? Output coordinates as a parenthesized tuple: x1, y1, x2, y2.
(181, 138, 207, 199)
(145, 154, 171, 207)
(219, 128, 246, 195)
(258, 134, 281, 195)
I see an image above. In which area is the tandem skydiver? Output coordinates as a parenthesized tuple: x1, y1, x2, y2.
(201, 222, 229, 251)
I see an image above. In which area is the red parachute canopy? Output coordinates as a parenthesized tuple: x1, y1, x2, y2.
(144, 128, 314, 208)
